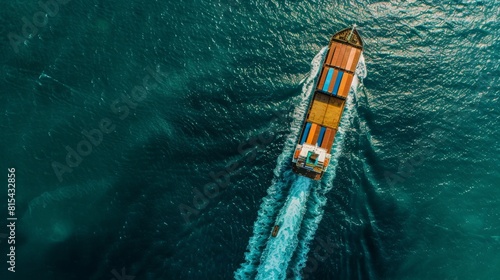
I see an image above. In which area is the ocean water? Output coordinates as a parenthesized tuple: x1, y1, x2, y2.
(0, 0, 499, 280)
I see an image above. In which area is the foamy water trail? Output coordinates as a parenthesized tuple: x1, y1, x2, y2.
(255, 177, 312, 280)
(289, 54, 367, 279)
(234, 47, 328, 280)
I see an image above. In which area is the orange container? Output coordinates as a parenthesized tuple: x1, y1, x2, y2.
(338, 74, 354, 98)
(328, 42, 342, 64)
(294, 149, 300, 159)
(306, 123, 318, 144)
(331, 44, 346, 67)
(347, 48, 361, 72)
(326, 44, 336, 65)
(321, 128, 332, 149)
(327, 70, 339, 93)
(326, 129, 337, 152)
(329, 45, 339, 67)
(340, 46, 352, 69)
(311, 124, 321, 144)
(345, 47, 357, 72)
(337, 73, 350, 98)
(317, 66, 329, 90)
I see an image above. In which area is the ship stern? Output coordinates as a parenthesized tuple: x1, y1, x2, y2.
(291, 144, 330, 181)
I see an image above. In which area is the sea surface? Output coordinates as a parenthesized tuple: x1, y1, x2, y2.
(0, 1, 499, 279)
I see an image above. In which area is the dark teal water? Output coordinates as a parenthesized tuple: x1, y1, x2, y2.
(1, 0, 499, 279)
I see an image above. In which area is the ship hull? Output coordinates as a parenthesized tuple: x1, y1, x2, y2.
(292, 27, 364, 180)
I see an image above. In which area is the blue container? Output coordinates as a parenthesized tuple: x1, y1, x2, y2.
(300, 122, 312, 144)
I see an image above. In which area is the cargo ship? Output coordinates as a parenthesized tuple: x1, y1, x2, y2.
(292, 26, 363, 180)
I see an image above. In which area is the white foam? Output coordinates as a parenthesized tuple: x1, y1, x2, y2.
(235, 50, 368, 280)
(234, 47, 328, 279)
(255, 177, 311, 280)
(290, 54, 367, 279)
